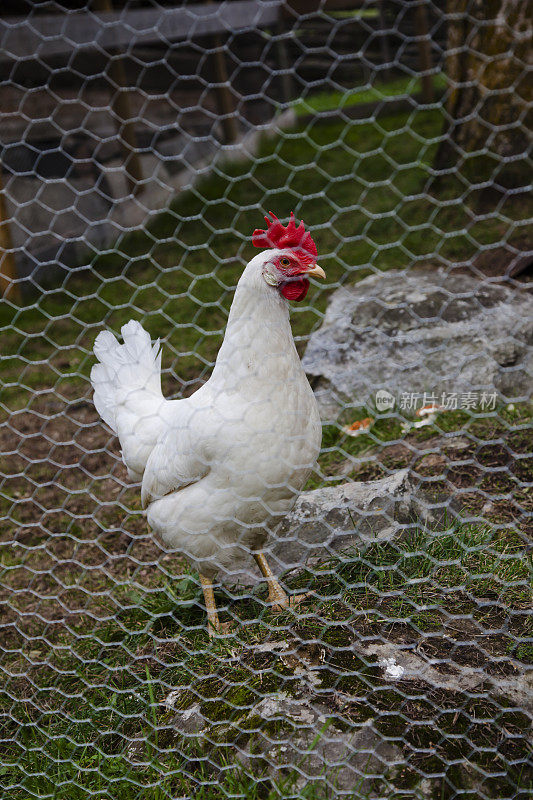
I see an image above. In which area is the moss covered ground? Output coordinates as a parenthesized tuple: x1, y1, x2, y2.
(0, 91, 531, 798)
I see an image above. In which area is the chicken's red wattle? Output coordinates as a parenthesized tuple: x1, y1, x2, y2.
(280, 278, 310, 302)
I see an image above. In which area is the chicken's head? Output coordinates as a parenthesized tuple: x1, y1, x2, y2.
(252, 212, 325, 302)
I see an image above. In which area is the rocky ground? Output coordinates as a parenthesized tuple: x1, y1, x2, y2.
(1, 263, 531, 797)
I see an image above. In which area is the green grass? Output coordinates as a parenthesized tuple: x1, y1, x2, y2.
(1, 102, 530, 416)
(1, 733, 331, 800)
(306, 400, 533, 494)
(1, 92, 532, 799)
(331, 8, 379, 19)
(292, 73, 447, 117)
(1, 519, 531, 798)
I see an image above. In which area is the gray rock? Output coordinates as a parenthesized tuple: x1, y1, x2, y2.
(162, 638, 531, 798)
(303, 269, 533, 418)
(238, 693, 402, 798)
(269, 469, 418, 570)
(357, 642, 533, 711)
(168, 701, 207, 735)
(229, 470, 423, 584)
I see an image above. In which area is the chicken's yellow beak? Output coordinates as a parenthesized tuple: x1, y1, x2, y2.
(305, 264, 326, 279)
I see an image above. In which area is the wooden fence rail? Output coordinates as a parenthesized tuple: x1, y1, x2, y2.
(0, 1, 282, 62)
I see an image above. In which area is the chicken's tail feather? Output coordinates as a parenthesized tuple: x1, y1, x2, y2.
(90, 320, 162, 434)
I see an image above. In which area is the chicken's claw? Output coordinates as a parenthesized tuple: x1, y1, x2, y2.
(269, 591, 312, 614)
(207, 620, 233, 638)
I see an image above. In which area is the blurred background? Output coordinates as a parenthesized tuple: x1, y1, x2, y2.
(0, 2, 531, 799)
(2, 0, 529, 289)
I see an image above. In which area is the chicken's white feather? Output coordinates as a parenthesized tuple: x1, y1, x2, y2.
(141, 425, 209, 508)
(90, 319, 168, 479)
(91, 248, 322, 578)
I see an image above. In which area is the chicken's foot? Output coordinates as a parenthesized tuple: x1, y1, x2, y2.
(254, 552, 307, 612)
(199, 573, 223, 638)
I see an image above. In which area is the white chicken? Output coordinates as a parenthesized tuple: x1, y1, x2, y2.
(91, 213, 325, 634)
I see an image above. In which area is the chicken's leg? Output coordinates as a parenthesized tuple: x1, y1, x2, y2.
(254, 552, 290, 611)
(199, 573, 220, 637)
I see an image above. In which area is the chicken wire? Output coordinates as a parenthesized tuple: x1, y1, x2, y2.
(0, 1, 532, 799)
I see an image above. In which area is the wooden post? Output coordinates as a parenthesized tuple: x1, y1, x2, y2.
(93, 0, 143, 194)
(414, 0, 434, 103)
(210, 33, 239, 143)
(275, 14, 293, 105)
(107, 56, 144, 193)
(378, 1, 392, 81)
(0, 169, 21, 302)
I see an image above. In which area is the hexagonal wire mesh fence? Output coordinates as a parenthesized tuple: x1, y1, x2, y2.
(0, 1, 532, 798)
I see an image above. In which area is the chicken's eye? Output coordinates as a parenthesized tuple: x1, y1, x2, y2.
(278, 257, 291, 268)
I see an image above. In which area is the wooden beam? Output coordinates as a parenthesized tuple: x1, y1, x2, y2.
(0, 2, 283, 62)
(377, 1, 392, 80)
(274, 15, 293, 105)
(413, 0, 434, 103)
(283, 0, 366, 15)
(106, 56, 144, 195)
(210, 34, 239, 144)
(92, 0, 143, 195)
(0, 169, 20, 302)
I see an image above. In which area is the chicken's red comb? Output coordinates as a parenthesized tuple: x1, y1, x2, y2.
(252, 212, 318, 258)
